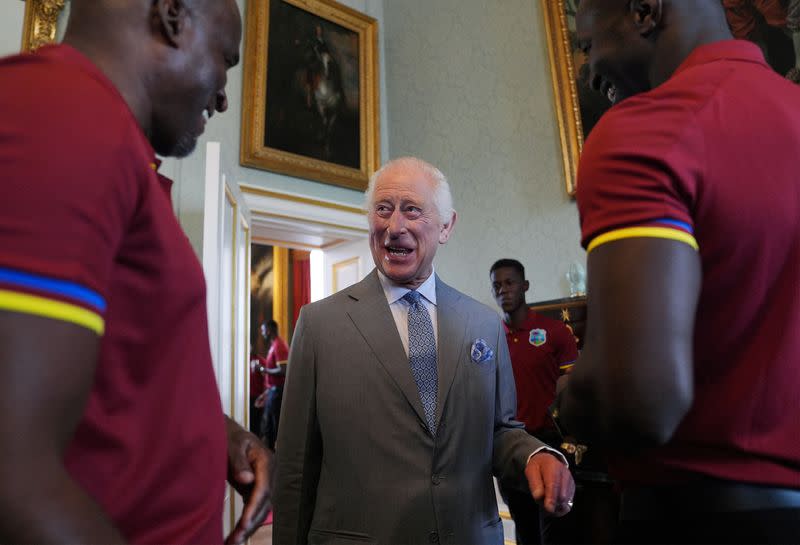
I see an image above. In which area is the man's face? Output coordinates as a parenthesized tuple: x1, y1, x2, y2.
(368, 164, 454, 288)
(491, 267, 528, 314)
(575, 0, 653, 104)
(151, 0, 242, 157)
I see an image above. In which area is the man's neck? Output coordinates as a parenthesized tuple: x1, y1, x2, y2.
(504, 304, 529, 330)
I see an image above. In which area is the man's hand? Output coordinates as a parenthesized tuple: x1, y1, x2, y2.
(524, 451, 575, 517)
(224, 416, 273, 545)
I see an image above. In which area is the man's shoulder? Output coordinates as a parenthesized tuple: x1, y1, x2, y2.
(1, 45, 145, 171)
(527, 310, 568, 332)
(1, 45, 131, 121)
(300, 275, 375, 317)
(437, 278, 500, 321)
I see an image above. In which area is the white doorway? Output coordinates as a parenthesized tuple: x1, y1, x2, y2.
(240, 184, 372, 303)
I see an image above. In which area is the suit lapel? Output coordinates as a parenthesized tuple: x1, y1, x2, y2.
(434, 276, 468, 431)
(346, 270, 428, 427)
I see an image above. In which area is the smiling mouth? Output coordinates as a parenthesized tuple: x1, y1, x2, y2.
(386, 246, 412, 256)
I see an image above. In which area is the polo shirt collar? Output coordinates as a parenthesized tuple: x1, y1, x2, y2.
(377, 268, 437, 306)
(673, 39, 766, 78)
(503, 308, 538, 334)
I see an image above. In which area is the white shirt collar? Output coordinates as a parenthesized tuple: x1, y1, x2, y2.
(377, 268, 437, 306)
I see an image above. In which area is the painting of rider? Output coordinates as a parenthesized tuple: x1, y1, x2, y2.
(263, 0, 361, 169)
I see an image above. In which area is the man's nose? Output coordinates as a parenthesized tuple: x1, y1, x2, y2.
(387, 211, 407, 235)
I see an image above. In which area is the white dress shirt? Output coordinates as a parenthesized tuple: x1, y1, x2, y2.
(377, 269, 438, 356)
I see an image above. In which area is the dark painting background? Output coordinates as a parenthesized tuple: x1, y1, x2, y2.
(264, 0, 361, 169)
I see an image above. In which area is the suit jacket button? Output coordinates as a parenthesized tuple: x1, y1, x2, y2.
(428, 531, 439, 543)
(431, 474, 441, 485)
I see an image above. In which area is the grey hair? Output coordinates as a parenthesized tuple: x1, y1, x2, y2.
(364, 157, 455, 225)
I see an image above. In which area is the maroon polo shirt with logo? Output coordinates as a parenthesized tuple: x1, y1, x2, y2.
(504, 310, 578, 434)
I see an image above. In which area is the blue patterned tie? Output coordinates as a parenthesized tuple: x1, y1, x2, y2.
(403, 290, 438, 434)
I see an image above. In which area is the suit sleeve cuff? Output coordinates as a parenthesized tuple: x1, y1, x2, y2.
(527, 446, 569, 468)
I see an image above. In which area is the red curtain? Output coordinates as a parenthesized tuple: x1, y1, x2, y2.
(292, 252, 311, 326)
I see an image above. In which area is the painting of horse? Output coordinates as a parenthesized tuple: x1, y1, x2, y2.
(263, 0, 360, 169)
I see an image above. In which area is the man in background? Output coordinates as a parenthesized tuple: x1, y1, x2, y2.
(0, 1, 270, 543)
(255, 319, 288, 450)
(274, 157, 575, 545)
(554, 0, 800, 543)
(490, 259, 579, 544)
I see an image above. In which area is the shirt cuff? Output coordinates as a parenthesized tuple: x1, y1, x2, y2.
(527, 446, 569, 468)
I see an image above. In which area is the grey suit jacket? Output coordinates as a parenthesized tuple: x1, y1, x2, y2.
(273, 270, 546, 545)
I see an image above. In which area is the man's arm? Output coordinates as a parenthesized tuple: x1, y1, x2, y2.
(264, 363, 286, 376)
(557, 237, 701, 447)
(224, 415, 272, 545)
(0, 313, 126, 544)
(273, 310, 322, 545)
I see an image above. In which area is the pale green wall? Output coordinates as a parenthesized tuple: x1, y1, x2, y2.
(0, 1, 25, 57)
(382, 0, 584, 305)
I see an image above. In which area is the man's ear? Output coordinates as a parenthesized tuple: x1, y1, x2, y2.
(152, 0, 189, 48)
(629, 0, 662, 38)
(438, 211, 457, 244)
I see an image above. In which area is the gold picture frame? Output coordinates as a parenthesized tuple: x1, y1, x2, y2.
(542, 0, 613, 197)
(241, 0, 380, 192)
(22, 0, 66, 52)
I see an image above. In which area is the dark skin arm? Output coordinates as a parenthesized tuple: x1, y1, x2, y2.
(0, 312, 127, 544)
(557, 238, 701, 447)
(224, 416, 273, 545)
(263, 362, 286, 376)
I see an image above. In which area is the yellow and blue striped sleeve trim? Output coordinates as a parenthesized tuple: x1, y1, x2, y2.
(559, 361, 575, 371)
(0, 289, 105, 335)
(0, 267, 106, 312)
(587, 226, 699, 254)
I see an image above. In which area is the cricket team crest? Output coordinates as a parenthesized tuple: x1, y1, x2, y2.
(529, 328, 547, 347)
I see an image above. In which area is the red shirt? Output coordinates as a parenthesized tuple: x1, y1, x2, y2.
(0, 45, 226, 543)
(578, 40, 800, 488)
(264, 336, 289, 388)
(251, 354, 268, 398)
(504, 310, 578, 433)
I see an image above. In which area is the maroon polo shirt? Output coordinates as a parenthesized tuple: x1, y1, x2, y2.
(264, 336, 289, 388)
(504, 310, 578, 433)
(578, 40, 800, 488)
(0, 44, 227, 543)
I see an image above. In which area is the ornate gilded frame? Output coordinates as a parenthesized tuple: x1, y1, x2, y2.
(21, 0, 66, 52)
(240, 0, 380, 192)
(542, 0, 582, 197)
